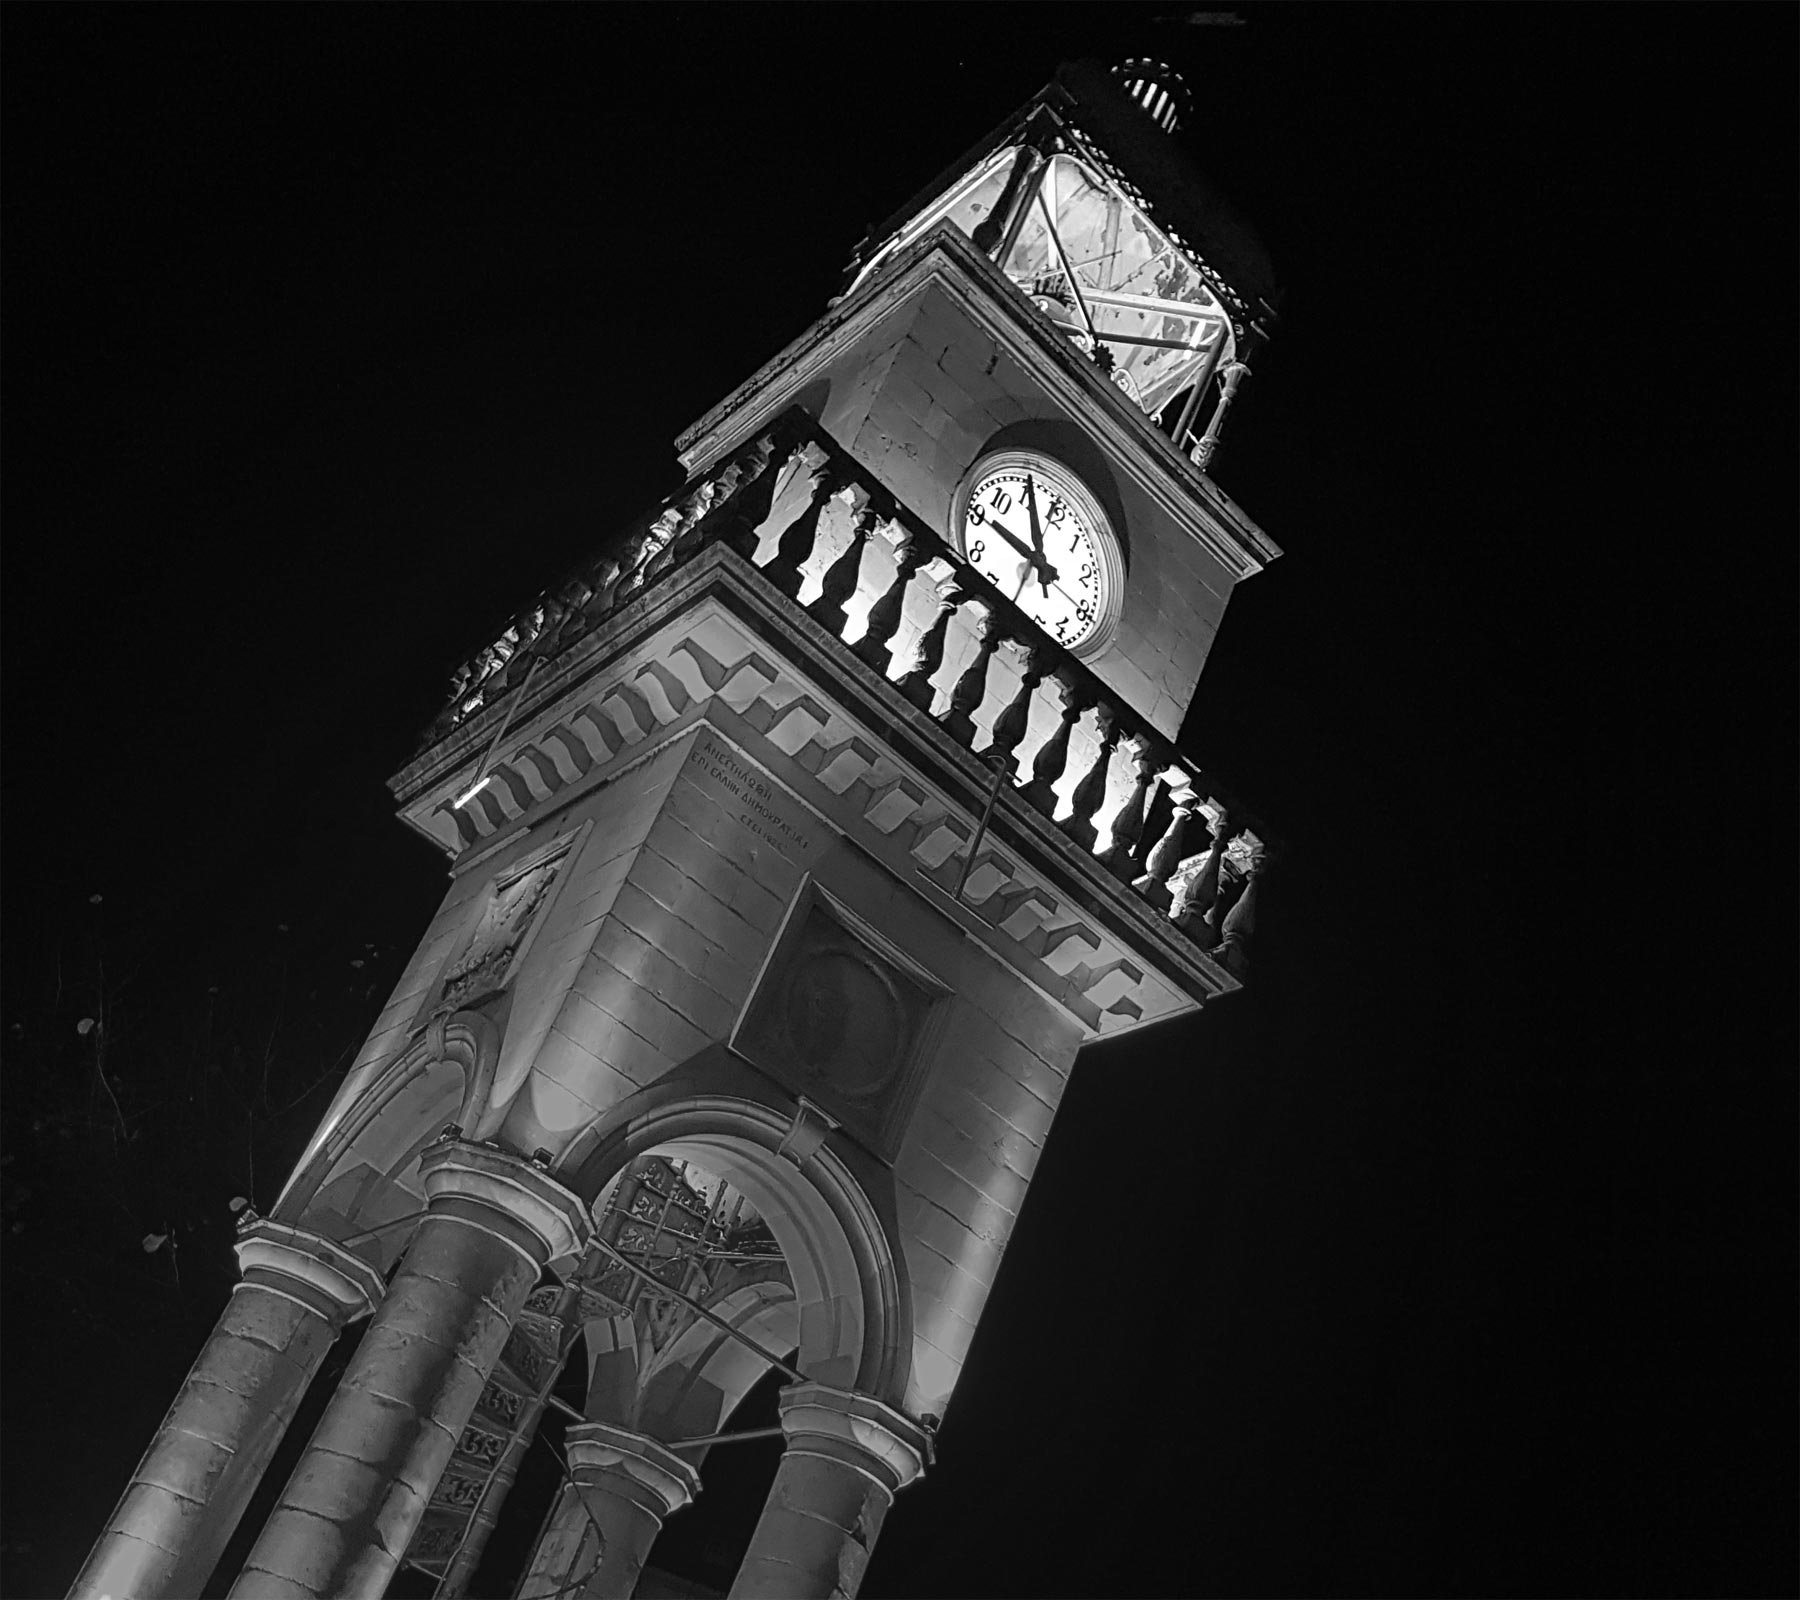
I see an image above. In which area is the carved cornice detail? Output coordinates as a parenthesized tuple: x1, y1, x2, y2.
(393, 573, 1234, 1036)
(388, 406, 1276, 1026)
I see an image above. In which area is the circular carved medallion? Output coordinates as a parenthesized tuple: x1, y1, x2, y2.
(783, 947, 908, 1099)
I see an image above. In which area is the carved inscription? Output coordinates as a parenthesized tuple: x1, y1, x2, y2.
(684, 730, 818, 865)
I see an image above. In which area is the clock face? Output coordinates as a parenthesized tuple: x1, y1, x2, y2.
(956, 455, 1117, 653)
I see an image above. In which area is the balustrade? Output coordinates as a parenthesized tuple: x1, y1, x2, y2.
(423, 408, 1271, 978)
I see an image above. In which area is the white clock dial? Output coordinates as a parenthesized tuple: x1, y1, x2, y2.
(956, 457, 1117, 653)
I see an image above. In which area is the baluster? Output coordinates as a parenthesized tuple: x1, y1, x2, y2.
(894, 574, 966, 711)
(1170, 811, 1229, 949)
(1214, 860, 1259, 978)
(582, 557, 625, 621)
(694, 433, 789, 560)
(555, 575, 595, 620)
(669, 486, 721, 566)
(809, 489, 881, 638)
(1133, 778, 1198, 908)
(1096, 734, 1157, 879)
(650, 476, 726, 578)
(852, 525, 926, 675)
(1061, 705, 1121, 852)
(938, 601, 1000, 744)
(982, 637, 1046, 772)
(1020, 672, 1084, 818)
(761, 455, 849, 600)
(639, 502, 694, 586)
(527, 593, 575, 659)
(611, 525, 658, 605)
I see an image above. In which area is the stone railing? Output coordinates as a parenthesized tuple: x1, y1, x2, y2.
(421, 411, 1270, 979)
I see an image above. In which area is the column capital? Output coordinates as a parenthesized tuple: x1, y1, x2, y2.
(777, 1382, 930, 1496)
(566, 1422, 702, 1519)
(420, 1139, 591, 1269)
(233, 1218, 386, 1323)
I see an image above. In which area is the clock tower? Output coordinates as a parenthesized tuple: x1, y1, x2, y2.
(72, 58, 1283, 1600)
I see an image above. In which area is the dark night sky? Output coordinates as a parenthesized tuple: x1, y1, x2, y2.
(2, 7, 1794, 1598)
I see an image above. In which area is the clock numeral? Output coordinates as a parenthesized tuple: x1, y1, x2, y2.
(968, 539, 985, 562)
(967, 501, 987, 527)
(1075, 599, 1095, 624)
(1046, 496, 1067, 526)
(987, 489, 1013, 514)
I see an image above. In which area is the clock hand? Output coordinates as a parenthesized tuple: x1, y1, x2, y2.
(979, 515, 1054, 586)
(1023, 475, 1051, 598)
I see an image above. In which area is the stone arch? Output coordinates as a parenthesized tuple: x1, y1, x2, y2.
(272, 1011, 501, 1268)
(561, 1048, 911, 1408)
(636, 1279, 799, 1445)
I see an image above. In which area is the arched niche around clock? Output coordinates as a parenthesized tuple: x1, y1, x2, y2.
(962, 418, 1131, 569)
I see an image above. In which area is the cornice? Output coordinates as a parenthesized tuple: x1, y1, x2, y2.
(389, 545, 1242, 1034)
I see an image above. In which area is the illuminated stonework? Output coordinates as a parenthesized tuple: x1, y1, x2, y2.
(72, 56, 1289, 1600)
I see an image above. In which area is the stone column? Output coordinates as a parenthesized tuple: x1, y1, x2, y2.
(729, 1383, 929, 1600)
(69, 1221, 385, 1600)
(228, 1141, 589, 1600)
(519, 1422, 701, 1600)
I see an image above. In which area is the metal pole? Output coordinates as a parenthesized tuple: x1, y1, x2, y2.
(663, 1424, 786, 1451)
(589, 1236, 805, 1385)
(1038, 188, 1098, 344)
(1173, 328, 1227, 451)
(1191, 360, 1250, 470)
(626, 1169, 681, 1317)
(991, 153, 1046, 273)
(953, 754, 1014, 902)
(455, 657, 545, 808)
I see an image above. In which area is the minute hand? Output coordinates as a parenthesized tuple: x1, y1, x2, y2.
(1023, 475, 1052, 598)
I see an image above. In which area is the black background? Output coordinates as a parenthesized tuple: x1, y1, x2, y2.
(2, 7, 1794, 1598)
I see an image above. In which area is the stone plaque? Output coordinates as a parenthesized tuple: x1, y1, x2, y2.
(681, 728, 820, 869)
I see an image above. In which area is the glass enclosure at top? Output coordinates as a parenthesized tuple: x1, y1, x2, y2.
(853, 148, 1235, 420)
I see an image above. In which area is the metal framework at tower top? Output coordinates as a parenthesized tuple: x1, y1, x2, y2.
(841, 58, 1277, 464)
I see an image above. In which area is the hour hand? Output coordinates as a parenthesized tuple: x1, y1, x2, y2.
(981, 517, 1054, 586)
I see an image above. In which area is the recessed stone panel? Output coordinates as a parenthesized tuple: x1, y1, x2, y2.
(733, 882, 948, 1161)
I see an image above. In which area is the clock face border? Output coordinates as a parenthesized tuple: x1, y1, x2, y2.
(951, 449, 1125, 659)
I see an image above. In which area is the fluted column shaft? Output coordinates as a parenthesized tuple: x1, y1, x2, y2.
(69, 1222, 384, 1600)
(729, 1384, 929, 1600)
(228, 1142, 589, 1600)
(519, 1422, 701, 1600)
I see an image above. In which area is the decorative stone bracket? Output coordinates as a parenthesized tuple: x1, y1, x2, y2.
(775, 1097, 843, 1171)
